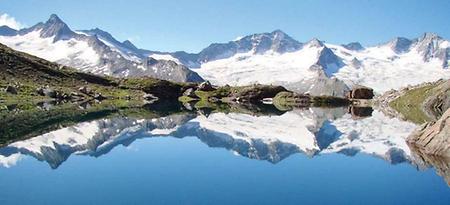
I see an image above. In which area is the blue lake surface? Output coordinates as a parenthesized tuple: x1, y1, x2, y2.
(0, 109, 449, 205)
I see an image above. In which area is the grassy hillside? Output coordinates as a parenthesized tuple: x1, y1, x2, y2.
(0, 43, 195, 105)
(389, 79, 450, 124)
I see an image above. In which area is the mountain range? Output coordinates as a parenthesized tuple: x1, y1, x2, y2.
(0, 14, 449, 95)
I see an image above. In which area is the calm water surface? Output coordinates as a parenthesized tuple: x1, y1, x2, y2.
(0, 107, 449, 205)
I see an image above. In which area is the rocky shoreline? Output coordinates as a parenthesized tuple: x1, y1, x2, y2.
(407, 108, 450, 157)
(376, 79, 450, 157)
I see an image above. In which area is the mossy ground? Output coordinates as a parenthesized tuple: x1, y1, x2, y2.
(389, 85, 435, 124)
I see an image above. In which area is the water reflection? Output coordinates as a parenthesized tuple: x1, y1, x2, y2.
(1, 105, 449, 184)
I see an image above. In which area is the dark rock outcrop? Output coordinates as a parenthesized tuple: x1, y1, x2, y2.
(342, 42, 364, 51)
(348, 106, 373, 119)
(346, 86, 374, 99)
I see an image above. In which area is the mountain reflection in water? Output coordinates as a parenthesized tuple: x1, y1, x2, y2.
(0, 106, 449, 185)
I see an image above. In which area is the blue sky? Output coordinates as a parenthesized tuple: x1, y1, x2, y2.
(1, 0, 449, 52)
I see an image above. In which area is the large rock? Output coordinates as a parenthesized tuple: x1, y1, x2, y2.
(5, 85, 18, 94)
(348, 106, 373, 119)
(183, 88, 198, 98)
(231, 84, 287, 103)
(197, 81, 215, 91)
(36, 87, 56, 98)
(346, 86, 374, 99)
(407, 108, 450, 157)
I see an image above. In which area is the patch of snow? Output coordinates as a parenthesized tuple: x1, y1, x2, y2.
(0, 30, 100, 68)
(149, 54, 182, 64)
(196, 47, 321, 86)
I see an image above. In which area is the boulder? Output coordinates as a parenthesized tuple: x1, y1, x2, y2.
(347, 86, 374, 99)
(37, 87, 57, 98)
(407, 108, 450, 157)
(231, 84, 287, 103)
(197, 81, 215, 91)
(348, 106, 373, 118)
(5, 85, 17, 94)
(183, 88, 198, 98)
(78, 86, 93, 95)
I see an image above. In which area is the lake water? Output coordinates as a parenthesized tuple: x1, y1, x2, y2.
(0, 107, 449, 205)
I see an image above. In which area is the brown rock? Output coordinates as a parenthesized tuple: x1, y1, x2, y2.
(347, 86, 374, 99)
(407, 108, 450, 157)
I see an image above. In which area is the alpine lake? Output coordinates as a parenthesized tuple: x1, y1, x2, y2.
(0, 99, 449, 205)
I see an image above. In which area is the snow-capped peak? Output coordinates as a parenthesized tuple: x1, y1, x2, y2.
(33, 14, 76, 42)
(305, 38, 324, 48)
(384, 37, 413, 53)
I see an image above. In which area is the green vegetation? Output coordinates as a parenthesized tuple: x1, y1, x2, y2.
(0, 100, 144, 146)
(389, 80, 450, 124)
(273, 91, 310, 111)
(311, 96, 351, 107)
(390, 85, 434, 124)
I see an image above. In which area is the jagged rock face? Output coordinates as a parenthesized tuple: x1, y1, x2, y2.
(388, 37, 413, 53)
(423, 80, 450, 119)
(407, 108, 450, 157)
(342, 42, 364, 51)
(416, 33, 445, 61)
(142, 58, 204, 82)
(40, 14, 76, 41)
(384, 33, 449, 67)
(317, 47, 343, 77)
(196, 30, 302, 63)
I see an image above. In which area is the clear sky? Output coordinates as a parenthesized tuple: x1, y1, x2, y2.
(0, 0, 449, 53)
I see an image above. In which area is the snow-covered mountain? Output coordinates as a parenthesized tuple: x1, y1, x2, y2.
(0, 14, 203, 82)
(0, 108, 419, 168)
(151, 31, 450, 94)
(1, 14, 448, 94)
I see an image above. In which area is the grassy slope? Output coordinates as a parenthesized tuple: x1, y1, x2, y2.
(0, 42, 197, 106)
(389, 84, 436, 124)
